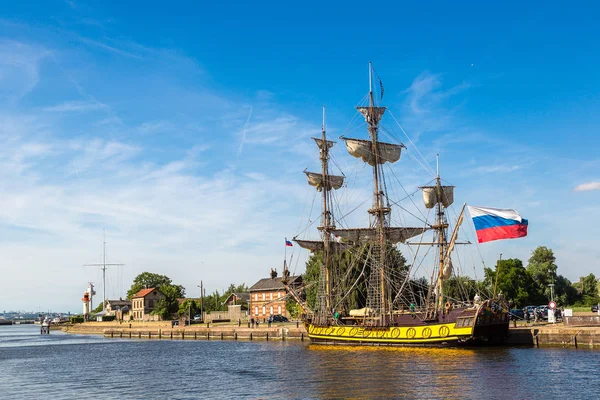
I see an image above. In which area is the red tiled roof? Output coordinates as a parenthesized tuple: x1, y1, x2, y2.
(132, 288, 157, 298)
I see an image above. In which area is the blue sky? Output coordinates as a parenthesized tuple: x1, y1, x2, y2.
(1, 1, 599, 311)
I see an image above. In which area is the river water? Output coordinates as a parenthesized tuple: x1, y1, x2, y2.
(0, 324, 598, 399)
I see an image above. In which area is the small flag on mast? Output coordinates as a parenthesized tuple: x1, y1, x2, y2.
(373, 67, 384, 100)
(285, 238, 293, 247)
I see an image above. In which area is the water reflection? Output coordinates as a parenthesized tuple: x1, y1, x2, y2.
(2, 326, 600, 400)
(305, 345, 483, 398)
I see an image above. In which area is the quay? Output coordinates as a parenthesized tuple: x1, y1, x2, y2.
(61, 319, 600, 348)
(64, 321, 308, 342)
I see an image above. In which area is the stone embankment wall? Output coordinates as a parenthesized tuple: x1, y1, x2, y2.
(508, 326, 600, 348)
(64, 321, 308, 340)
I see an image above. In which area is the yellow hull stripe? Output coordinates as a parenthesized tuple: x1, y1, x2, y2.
(306, 323, 473, 344)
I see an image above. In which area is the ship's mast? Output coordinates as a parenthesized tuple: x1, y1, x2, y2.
(320, 106, 332, 316)
(366, 62, 390, 324)
(435, 155, 446, 311)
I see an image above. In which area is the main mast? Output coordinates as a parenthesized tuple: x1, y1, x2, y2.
(366, 62, 390, 325)
(320, 106, 333, 319)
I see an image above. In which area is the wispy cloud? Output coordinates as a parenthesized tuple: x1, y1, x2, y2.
(0, 39, 49, 102)
(470, 163, 528, 174)
(42, 100, 106, 113)
(574, 182, 600, 192)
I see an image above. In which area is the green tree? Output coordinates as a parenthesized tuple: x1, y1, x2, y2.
(303, 244, 408, 313)
(443, 276, 487, 303)
(484, 258, 541, 307)
(578, 273, 600, 306)
(178, 299, 201, 318)
(91, 302, 104, 314)
(127, 272, 185, 320)
(286, 298, 302, 319)
(126, 272, 184, 299)
(554, 275, 578, 306)
(526, 246, 557, 300)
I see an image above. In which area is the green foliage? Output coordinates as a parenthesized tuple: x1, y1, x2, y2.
(70, 316, 84, 323)
(303, 244, 408, 313)
(91, 303, 103, 314)
(286, 298, 302, 319)
(484, 258, 542, 307)
(443, 276, 487, 303)
(126, 272, 185, 299)
(178, 299, 201, 317)
(554, 275, 578, 306)
(526, 246, 558, 300)
(574, 273, 600, 306)
(102, 315, 116, 322)
(127, 272, 186, 320)
(150, 299, 171, 320)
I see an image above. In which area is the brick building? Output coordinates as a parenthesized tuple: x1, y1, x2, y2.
(131, 288, 165, 321)
(249, 269, 301, 320)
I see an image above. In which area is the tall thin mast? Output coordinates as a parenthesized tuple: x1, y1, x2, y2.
(366, 61, 389, 324)
(436, 155, 445, 310)
(83, 230, 124, 311)
(321, 106, 332, 314)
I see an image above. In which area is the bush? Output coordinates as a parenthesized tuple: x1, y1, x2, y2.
(102, 315, 116, 322)
(70, 316, 85, 324)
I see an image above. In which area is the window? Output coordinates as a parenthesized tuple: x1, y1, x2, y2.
(277, 292, 281, 299)
(269, 293, 272, 300)
(278, 305, 282, 314)
(255, 306, 258, 316)
(270, 306, 273, 315)
(262, 293, 265, 300)
(262, 306, 266, 315)
(254, 293, 258, 301)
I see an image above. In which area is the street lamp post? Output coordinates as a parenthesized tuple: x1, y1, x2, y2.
(197, 281, 204, 321)
(548, 268, 555, 302)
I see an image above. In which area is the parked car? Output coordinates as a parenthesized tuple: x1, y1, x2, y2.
(272, 315, 289, 323)
(536, 306, 549, 320)
(592, 305, 599, 313)
(524, 305, 537, 319)
(509, 309, 524, 320)
(193, 314, 202, 321)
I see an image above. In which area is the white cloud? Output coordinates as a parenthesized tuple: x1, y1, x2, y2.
(574, 182, 600, 192)
(471, 164, 524, 174)
(0, 39, 49, 102)
(42, 100, 106, 112)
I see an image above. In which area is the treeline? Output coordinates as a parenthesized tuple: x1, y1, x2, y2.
(125, 272, 248, 320)
(443, 246, 599, 308)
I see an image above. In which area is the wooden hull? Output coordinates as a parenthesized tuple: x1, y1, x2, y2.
(306, 302, 510, 347)
(306, 321, 473, 346)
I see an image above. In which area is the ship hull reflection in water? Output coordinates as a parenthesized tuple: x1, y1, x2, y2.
(306, 345, 516, 399)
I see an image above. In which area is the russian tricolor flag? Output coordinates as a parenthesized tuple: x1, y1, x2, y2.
(285, 238, 293, 247)
(468, 206, 528, 244)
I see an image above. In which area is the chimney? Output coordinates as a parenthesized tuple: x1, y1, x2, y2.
(270, 268, 278, 279)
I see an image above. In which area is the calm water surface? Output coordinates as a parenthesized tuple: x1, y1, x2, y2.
(0, 324, 599, 399)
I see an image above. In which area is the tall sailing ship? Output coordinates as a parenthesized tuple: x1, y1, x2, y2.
(283, 63, 509, 346)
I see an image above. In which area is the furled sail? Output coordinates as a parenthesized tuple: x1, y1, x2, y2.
(330, 227, 427, 244)
(356, 106, 386, 126)
(341, 137, 403, 166)
(312, 137, 335, 150)
(293, 239, 351, 253)
(304, 171, 344, 192)
(440, 204, 466, 280)
(421, 186, 455, 209)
